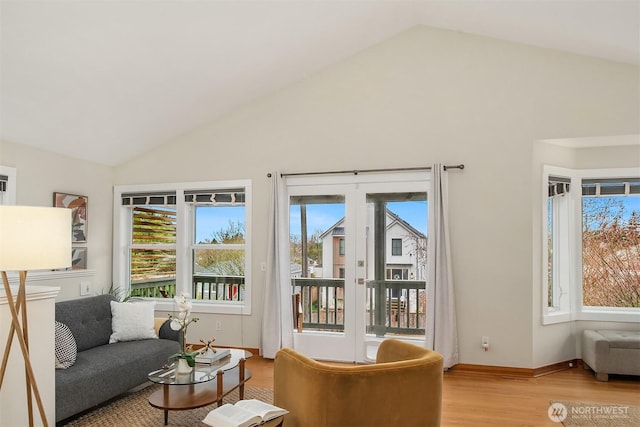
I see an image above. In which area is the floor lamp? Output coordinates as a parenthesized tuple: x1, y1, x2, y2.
(0, 205, 71, 427)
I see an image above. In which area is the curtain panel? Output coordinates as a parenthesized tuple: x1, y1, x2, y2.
(426, 163, 459, 369)
(261, 173, 294, 358)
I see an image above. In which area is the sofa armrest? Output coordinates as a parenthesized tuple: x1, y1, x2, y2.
(154, 317, 180, 342)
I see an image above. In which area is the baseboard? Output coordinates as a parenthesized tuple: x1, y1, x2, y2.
(449, 359, 580, 378)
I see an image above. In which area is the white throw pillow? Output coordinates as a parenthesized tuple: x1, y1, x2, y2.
(55, 321, 77, 369)
(109, 300, 158, 343)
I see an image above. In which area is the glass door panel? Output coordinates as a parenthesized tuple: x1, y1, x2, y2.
(364, 192, 427, 339)
(290, 195, 346, 332)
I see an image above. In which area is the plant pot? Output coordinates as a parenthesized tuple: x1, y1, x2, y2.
(175, 358, 192, 375)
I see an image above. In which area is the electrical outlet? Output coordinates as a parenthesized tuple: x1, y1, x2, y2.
(80, 281, 91, 296)
(482, 336, 489, 352)
(215, 321, 222, 331)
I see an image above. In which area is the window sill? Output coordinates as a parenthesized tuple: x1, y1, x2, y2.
(577, 308, 640, 323)
(154, 299, 250, 315)
(2, 269, 96, 285)
(542, 311, 572, 325)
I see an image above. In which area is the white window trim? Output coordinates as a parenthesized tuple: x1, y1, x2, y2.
(113, 180, 252, 315)
(542, 165, 574, 325)
(542, 166, 640, 324)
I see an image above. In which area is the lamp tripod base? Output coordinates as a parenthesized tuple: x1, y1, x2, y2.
(0, 271, 49, 427)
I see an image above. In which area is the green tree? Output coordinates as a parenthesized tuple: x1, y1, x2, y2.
(196, 221, 245, 276)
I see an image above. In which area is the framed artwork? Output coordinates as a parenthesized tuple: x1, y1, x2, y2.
(72, 247, 88, 270)
(53, 192, 88, 242)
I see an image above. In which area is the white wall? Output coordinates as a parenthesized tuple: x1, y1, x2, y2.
(0, 141, 114, 301)
(114, 26, 639, 367)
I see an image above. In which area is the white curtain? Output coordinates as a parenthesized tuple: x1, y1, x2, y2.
(260, 173, 294, 359)
(426, 164, 459, 369)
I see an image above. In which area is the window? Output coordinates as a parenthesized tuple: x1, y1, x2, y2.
(542, 166, 639, 323)
(190, 189, 246, 302)
(546, 174, 572, 315)
(114, 180, 252, 314)
(391, 238, 403, 256)
(128, 200, 177, 297)
(386, 268, 409, 280)
(581, 177, 640, 309)
(338, 238, 345, 256)
(0, 165, 17, 205)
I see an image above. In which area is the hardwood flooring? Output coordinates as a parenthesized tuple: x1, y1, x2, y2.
(245, 357, 640, 426)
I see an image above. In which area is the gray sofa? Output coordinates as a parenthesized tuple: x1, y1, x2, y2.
(55, 294, 180, 423)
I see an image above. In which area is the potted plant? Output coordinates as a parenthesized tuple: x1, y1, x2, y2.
(167, 292, 199, 373)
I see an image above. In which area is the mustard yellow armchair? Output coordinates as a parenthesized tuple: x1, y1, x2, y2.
(273, 339, 443, 427)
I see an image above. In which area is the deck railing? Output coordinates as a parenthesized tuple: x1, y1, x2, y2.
(193, 274, 245, 301)
(130, 274, 245, 302)
(365, 280, 426, 336)
(131, 275, 425, 336)
(291, 277, 426, 336)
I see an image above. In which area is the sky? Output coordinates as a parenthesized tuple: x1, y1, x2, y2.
(195, 196, 640, 242)
(289, 201, 428, 238)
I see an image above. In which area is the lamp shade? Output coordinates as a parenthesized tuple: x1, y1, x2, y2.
(0, 205, 72, 271)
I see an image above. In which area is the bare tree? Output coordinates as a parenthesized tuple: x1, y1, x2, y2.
(582, 198, 640, 307)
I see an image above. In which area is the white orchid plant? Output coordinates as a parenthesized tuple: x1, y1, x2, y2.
(168, 292, 200, 367)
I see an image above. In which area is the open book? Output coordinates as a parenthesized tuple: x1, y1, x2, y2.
(202, 399, 288, 427)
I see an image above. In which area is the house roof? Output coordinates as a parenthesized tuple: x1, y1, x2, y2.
(2, 1, 638, 167)
(319, 209, 425, 239)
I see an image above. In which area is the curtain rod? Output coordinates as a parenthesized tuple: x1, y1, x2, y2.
(267, 164, 464, 178)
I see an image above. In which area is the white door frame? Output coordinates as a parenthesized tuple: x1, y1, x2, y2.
(285, 172, 429, 362)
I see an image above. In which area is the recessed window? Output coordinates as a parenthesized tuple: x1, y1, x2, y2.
(542, 166, 639, 323)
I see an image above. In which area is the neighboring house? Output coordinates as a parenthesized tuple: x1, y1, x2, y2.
(320, 209, 427, 281)
(290, 258, 321, 278)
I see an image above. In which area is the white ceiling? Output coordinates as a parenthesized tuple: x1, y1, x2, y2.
(1, 0, 639, 167)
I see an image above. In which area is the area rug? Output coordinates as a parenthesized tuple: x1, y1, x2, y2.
(549, 401, 640, 427)
(61, 385, 274, 426)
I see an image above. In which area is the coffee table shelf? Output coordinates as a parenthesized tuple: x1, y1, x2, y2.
(148, 349, 252, 425)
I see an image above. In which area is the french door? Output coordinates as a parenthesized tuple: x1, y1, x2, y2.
(286, 172, 429, 362)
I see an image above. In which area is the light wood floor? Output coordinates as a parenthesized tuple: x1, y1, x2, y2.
(245, 357, 640, 426)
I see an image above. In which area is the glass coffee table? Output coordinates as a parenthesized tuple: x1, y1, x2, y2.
(148, 349, 252, 425)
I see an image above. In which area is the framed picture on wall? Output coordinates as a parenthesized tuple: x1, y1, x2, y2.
(53, 192, 88, 242)
(72, 247, 87, 270)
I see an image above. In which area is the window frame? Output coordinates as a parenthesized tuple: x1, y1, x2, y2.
(113, 180, 252, 315)
(542, 166, 574, 324)
(542, 166, 640, 324)
(391, 238, 403, 256)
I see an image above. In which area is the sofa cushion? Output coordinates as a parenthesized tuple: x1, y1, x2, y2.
(109, 300, 157, 343)
(55, 338, 180, 422)
(597, 330, 640, 349)
(56, 294, 115, 351)
(54, 321, 77, 369)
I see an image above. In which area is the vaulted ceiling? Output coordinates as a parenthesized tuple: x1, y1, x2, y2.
(1, 1, 638, 166)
